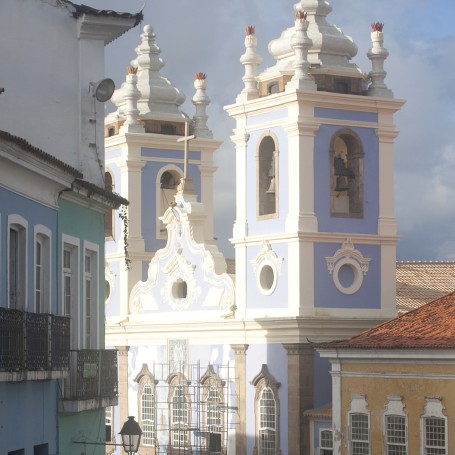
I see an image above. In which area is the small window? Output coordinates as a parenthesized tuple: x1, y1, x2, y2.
(108, 126, 115, 137)
(171, 383, 190, 449)
(142, 384, 156, 446)
(161, 123, 176, 135)
(84, 249, 97, 349)
(320, 429, 333, 455)
(35, 230, 50, 313)
(172, 279, 188, 299)
(334, 79, 349, 94)
(105, 407, 113, 442)
(268, 81, 279, 95)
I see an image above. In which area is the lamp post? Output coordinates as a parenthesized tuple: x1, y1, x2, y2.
(120, 416, 142, 455)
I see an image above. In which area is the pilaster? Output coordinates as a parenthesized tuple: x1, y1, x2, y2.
(116, 346, 130, 455)
(231, 344, 249, 455)
(283, 343, 314, 455)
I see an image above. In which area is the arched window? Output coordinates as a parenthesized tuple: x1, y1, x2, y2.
(105, 171, 115, 239)
(168, 373, 190, 452)
(330, 129, 364, 218)
(252, 365, 281, 455)
(8, 215, 28, 310)
(135, 364, 158, 454)
(201, 365, 225, 453)
(157, 168, 182, 239)
(257, 134, 279, 219)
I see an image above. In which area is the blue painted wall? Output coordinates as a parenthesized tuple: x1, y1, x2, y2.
(314, 124, 379, 234)
(0, 381, 58, 454)
(246, 343, 288, 455)
(314, 243, 381, 309)
(246, 126, 289, 237)
(0, 187, 58, 313)
(246, 242, 288, 309)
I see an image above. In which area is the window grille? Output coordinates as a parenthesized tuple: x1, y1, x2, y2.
(350, 413, 369, 455)
(320, 429, 333, 454)
(386, 415, 407, 455)
(259, 387, 276, 455)
(424, 417, 446, 455)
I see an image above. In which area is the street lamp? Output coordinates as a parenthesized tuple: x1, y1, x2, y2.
(119, 416, 142, 454)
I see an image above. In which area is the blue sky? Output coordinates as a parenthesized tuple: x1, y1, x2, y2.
(90, 0, 455, 260)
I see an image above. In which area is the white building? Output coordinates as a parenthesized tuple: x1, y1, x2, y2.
(105, 2, 403, 454)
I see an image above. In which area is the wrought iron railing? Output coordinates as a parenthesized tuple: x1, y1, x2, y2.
(65, 349, 118, 401)
(0, 307, 70, 372)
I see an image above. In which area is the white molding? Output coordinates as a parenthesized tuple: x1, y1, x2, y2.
(325, 239, 371, 295)
(34, 224, 52, 313)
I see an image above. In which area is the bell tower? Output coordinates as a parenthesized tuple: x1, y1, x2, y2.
(225, 1, 404, 334)
(104, 25, 221, 323)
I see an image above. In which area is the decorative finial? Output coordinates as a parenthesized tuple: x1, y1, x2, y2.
(296, 10, 307, 20)
(195, 72, 207, 81)
(237, 24, 262, 102)
(371, 22, 384, 32)
(127, 66, 138, 75)
(246, 25, 255, 36)
(367, 21, 393, 98)
(192, 72, 212, 139)
(286, 6, 316, 92)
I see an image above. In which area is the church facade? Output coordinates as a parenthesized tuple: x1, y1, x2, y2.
(105, 1, 403, 454)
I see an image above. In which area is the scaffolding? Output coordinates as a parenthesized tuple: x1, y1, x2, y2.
(143, 360, 237, 454)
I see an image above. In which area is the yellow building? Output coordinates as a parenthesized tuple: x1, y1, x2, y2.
(318, 291, 455, 455)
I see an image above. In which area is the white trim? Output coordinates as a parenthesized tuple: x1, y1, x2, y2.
(62, 234, 80, 348)
(34, 224, 52, 313)
(421, 397, 447, 455)
(83, 240, 99, 349)
(8, 214, 28, 310)
(383, 396, 407, 455)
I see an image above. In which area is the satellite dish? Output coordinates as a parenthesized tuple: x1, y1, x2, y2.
(91, 78, 115, 102)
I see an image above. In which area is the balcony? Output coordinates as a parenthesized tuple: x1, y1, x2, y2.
(60, 349, 118, 413)
(0, 307, 70, 381)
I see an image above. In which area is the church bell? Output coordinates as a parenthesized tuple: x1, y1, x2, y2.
(334, 176, 350, 192)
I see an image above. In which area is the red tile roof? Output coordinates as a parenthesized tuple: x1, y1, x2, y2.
(320, 291, 455, 349)
(396, 261, 455, 314)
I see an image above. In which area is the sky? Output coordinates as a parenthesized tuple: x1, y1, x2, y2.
(89, 0, 455, 261)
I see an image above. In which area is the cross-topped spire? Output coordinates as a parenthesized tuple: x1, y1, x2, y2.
(177, 121, 195, 180)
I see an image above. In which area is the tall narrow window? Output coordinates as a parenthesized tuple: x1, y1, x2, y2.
(330, 129, 364, 218)
(252, 364, 281, 455)
(105, 406, 113, 443)
(142, 384, 156, 446)
(63, 236, 79, 349)
(350, 413, 369, 455)
(384, 396, 407, 455)
(84, 249, 97, 349)
(105, 171, 115, 239)
(201, 365, 225, 453)
(348, 395, 370, 455)
(135, 364, 158, 454)
(9, 219, 27, 310)
(259, 387, 277, 455)
(172, 385, 188, 449)
(168, 373, 190, 452)
(35, 229, 50, 313)
(257, 134, 279, 218)
(421, 398, 447, 455)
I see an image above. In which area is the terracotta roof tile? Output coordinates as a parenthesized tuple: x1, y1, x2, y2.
(321, 291, 455, 349)
(396, 261, 455, 313)
(0, 130, 82, 178)
(303, 403, 332, 420)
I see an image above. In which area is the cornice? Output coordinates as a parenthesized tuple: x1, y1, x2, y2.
(230, 231, 400, 246)
(225, 90, 405, 119)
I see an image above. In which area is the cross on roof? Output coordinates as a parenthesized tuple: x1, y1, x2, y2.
(177, 121, 195, 180)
